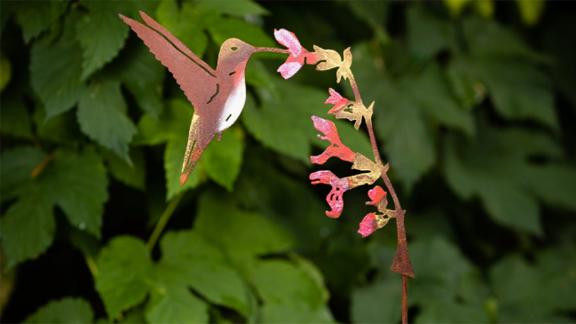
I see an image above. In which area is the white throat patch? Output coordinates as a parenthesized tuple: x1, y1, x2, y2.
(217, 77, 246, 132)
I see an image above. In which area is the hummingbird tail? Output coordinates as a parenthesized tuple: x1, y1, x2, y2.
(180, 113, 202, 186)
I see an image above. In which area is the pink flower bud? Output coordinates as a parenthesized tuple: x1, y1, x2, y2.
(367, 186, 387, 206)
(358, 213, 378, 237)
(324, 88, 349, 113)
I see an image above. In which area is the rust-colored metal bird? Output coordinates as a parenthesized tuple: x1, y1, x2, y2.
(119, 11, 286, 185)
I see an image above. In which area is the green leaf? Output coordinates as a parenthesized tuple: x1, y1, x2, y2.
(347, 1, 389, 43)
(146, 286, 209, 324)
(30, 24, 84, 118)
(137, 99, 188, 146)
(518, 164, 576, 211)
(157, 231, 249, 315)
(0, 96, 33, 139)
(376, 92, 436, 190)
(95, 236, 152, 319)
(156, 0, 212, 56)
(195, 191, 294, 259)
(0, 148, 107, 265)
(33, 109, 81, 144)
(202, 126, 245, 191)
(24, 298, 93, 323)
(0, 190, 54, 268)
(43, 149, 108, 237)
(197, 0, 268, 17)
(0, 146, 45, 202)
(118, 45, 165, 116)
(105, 149, 146, 190)
(250, 259, 333, 323)
(208, 17, 275, 47)
(242, 82, 320, 163)
(442, 126, 562, 234)
(353, 44, 476, 189)
(408, 65, 475, 135)
(410, 237, 473, 302)
(464, 18, 545, 61)
(417, 300, 488, 324)
(517, 0, 545, 26)
(235, 151, 336, 251)
(475, 0, 494, 18)
(443, 0, 470, 17)
(477, 182, 540, 234)
(447, 56, 486, 110)
(474, 58, 558, 130)
(0, 53, 10, 91)
(13, 1, 67, 43)
(260, 303, 333, 324)
(460, 19, 556, 128)
(77, 80, 136, 161)
(407, 6, 453, 59)
(351, 279, 400, 324)
(117, 307, 147, 324)
(491, 247, 576, 322)
(76, 3, 130, 79)
(404, 237, 490, 323)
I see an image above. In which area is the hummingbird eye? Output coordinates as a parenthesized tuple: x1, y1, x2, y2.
(231, 46, 238, 51)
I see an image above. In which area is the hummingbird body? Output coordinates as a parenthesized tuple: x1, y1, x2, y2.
(217, 75, 246, 132)
(119, 11, 284, 185)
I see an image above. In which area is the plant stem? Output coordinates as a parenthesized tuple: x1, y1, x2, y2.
(349, 70, 414, 322)
(365, 118, 383, 166)
(30, 153, 54, 178)
(349, 74, 364, 106)
(147, 194, 183, 251)
(84, 254, 98, 277)
(402, 275, 408, 324)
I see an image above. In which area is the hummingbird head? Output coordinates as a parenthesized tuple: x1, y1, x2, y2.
(217, 38, 256, 75)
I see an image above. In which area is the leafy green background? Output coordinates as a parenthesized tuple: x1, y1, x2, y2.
(1, 0, 575, 323)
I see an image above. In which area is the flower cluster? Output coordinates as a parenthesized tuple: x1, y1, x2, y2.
(273, 30, 396, 238)
(272, 28, 414, 320)
(308, 115, 393, 236)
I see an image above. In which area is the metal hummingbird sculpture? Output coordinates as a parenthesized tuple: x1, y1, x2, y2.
(121, 12, 414, 323)
(119, 11, 287, 185)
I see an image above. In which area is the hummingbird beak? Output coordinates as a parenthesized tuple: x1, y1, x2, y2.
(255, 47, 290, 54)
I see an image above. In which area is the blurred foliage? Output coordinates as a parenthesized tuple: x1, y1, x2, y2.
(1, 0, 576, 323)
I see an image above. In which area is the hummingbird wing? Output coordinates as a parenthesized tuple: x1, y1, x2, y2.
(119, 11, 217, 111)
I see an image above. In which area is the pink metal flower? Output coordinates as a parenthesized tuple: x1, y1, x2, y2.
(274, 28, 302, 57)
(274, 28, 318, 79)
(367, 185, 387, 206)
(310, 116, 355, 164)
(325, 88, 349, 114)
(309, 170, 349, 218)
(358, 213, 378, 237)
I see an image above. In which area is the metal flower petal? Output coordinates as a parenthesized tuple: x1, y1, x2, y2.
(274, 28, 302, 57)
(310, 116, 355, 164)
(309, 170, 350, 218)
(324, 88, 349, 113)
(277, 61, 302, 79)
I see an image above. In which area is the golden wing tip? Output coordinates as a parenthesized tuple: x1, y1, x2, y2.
(179, 172, 190, 186)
